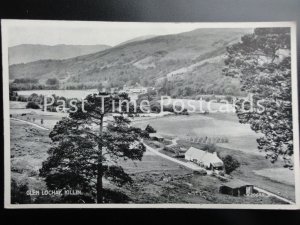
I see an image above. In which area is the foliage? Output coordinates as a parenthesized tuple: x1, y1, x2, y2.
(149, 101, 161, 113)
(13, 78, 39, 84)
(145, 124, 156, 133)
(11, 179, 31, 204)
(26, 101, 40, 109)
(221, 155, 240, 174)
(10, 29, 248, 97)
(223, 28, 293, 167)
(40, 92, 146, 203)
(202, 143, 216, 153)
(46, 78, 60, 85)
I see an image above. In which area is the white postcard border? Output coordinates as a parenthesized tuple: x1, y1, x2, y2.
(2, 20, 299, 209)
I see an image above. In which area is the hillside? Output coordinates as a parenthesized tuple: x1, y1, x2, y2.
(116, 35, 157, 46)
(8, 44, 111, 65)
(9, 28, 252, 96)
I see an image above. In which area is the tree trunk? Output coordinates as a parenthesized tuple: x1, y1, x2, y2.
(97, 115, 104, 203)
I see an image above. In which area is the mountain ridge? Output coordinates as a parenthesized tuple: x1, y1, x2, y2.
(9, 44, 111, 65)
(9, 28, 252, 96)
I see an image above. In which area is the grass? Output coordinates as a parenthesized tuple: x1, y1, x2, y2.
(10, 100, 65, 130)
(10, 101, 27, 109)
(177, 139, 295, 201)
(9, 117, 293, 204)
(122, 168, 287, 204)
(132, 113, 261, 155)
(10, 120, 51, 196)
(17, 89, 98, 99)
(253, 168, 295, 186)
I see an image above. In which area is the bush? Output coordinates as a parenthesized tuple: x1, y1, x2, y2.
(26, 101, 40, 109)
(202, 143, 216, 152)
(140, 130, 150, 139)
(222, 155, 240, 174)
(193, 169, 207, 175)
(46, 78, 59, 85)
(150, 101, 161, 113)
(145, 124, 156, 133)
(11, 179, 31, 204)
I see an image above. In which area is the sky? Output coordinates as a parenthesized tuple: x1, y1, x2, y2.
(4, 20, 212, 47)
(3, 20, 290, 48)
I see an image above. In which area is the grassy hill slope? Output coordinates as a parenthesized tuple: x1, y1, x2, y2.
(9, 28, 251, 96)
(9, 44, 111, 65)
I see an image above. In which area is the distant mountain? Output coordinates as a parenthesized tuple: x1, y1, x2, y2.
(117, 35, 157, 46)
(8, 44, 111, 65)
(9, 28, 252, 96)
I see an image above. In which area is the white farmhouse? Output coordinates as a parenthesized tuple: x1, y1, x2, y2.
(185, 147, 224, 170)
(122, 84, 148, 94)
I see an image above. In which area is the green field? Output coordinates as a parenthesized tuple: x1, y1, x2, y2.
(9, 119, 288, 204)
(176, 139, 295, 201)
(132, 113, 262, 155)
(253, 168, 295, 186)
(132, 113, 295, 201)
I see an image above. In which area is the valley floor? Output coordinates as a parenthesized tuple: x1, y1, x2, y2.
(9, 119, 292, 204)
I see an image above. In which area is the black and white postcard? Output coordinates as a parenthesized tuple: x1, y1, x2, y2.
(1, 20, 299, 209)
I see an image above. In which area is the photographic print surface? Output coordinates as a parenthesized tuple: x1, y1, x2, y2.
(2, 20, 299, 209)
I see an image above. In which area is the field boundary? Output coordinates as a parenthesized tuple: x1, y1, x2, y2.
(11, 118, 50, 130)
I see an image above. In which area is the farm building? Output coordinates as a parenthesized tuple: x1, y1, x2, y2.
(121, 84, 148, 94)
(149, 133, 164, 141)
(185, 147, 224, 170)
(219, 180, 254, 196)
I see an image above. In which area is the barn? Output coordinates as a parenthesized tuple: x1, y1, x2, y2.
(184, 147, 224, 170)
(219, 180, 254, 196)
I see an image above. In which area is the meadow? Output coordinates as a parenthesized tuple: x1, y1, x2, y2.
(9, 96, 295, 202)
(132, 113, 262, 155)
(10, 119, 286, 204)
(17, 89, 99, 99)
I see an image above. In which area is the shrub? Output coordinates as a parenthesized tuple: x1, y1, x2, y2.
(11, 179, 31, 204)
(222, 155, 240, 174)
(145, 124, 156, 133)
(46, 78, 59, 85)
(26, 101, 40, 109)
(150, 101, 161, 113)
(202, 143, 216, 152)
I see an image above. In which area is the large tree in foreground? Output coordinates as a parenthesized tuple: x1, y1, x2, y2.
(40, 92, 146, 203)
(223, 28, 293, 168)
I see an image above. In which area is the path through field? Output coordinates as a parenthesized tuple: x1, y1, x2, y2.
(11, 118, 50, 130)
(143, 142, 205, 171)
(254, 187, 295, 205)
(144, 142, 295, 205)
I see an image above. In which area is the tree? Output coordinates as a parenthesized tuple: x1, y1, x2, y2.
(145, 124, 156, 133)
(46, 78, 59, 86)
(40, 92, 146, 203)
(221, 155, 240, 174)
(11, 179, 31, 204)
(150, 101, 161, 113)
(26, 101, 40, 109)
(28, 93, 39, 102)
(223, 28, 293, 167)
(97, 82, 103, 92)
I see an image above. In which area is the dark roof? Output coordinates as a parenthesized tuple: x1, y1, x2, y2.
(221, 180, 253, 189)
(149, 133, 164, 139)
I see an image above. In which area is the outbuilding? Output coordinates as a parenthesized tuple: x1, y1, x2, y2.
(185, 147, 224, 170)
(219, 180, 254, 196)
(149, 133, 164, 142)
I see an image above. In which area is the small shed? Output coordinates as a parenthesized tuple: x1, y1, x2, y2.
(219, 180, 254, 196)
(149, 133, 164, 141)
